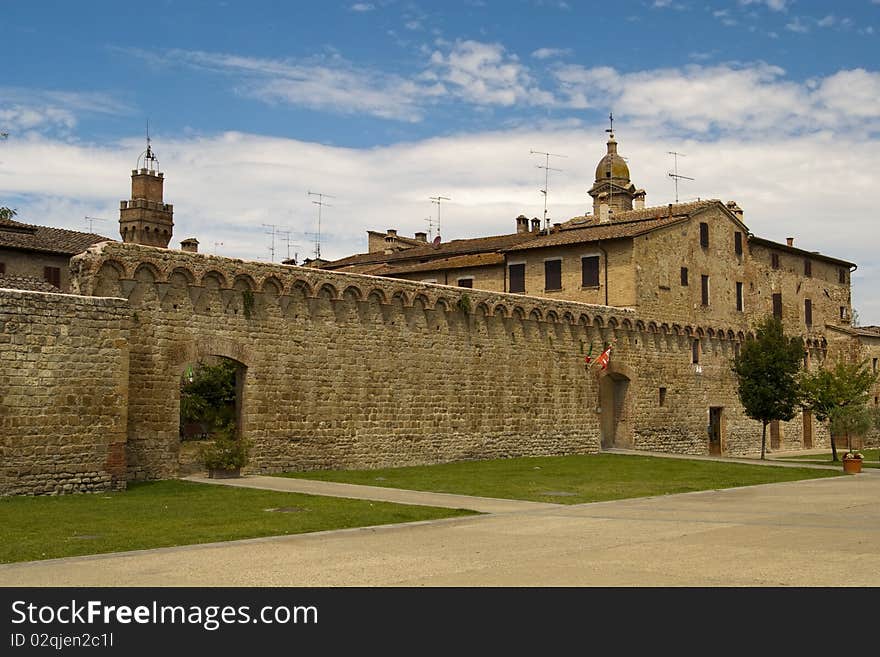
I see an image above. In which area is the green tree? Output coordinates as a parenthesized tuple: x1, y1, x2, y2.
(0, 206, 17, 222)
(829, 405, 872, 453)
(179, 359, 239, 439)
(800, 358, 877, 461)
(732, 317, 804, 460)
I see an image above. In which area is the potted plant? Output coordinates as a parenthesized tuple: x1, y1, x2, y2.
(200, 429, 249, 478)
(842, 450, 863, 474)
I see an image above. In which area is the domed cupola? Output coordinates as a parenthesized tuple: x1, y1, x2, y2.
(588, 121, 638, 218)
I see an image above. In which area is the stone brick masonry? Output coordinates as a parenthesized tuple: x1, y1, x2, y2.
(0, 240, 841, 495)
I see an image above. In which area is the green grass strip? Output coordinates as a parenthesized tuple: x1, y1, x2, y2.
(0, 480, 475, 564)
(280, 453, 842, 505)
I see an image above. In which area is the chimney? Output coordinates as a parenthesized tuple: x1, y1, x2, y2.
(414, 231, 427, 242)
(726, 201, 744, 222)
(552, 222, 562, 232)
(516, 214, 529, 234)
(386, 228, 397, 238)
(634, 189, 646, 210)
(531, 217, 541, 232)
(786, 237, 794, 247)
(598, 192, 611, 223)
(180, 237, 199, 253)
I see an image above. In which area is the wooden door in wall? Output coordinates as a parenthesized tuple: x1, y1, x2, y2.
(599, 373, 631, 449)
(708, 407, 723, 455)
(770, 420, 781, 450)
(802, 410, 813, 449)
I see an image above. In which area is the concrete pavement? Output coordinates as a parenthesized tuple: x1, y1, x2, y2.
(2, 471, 879, 586)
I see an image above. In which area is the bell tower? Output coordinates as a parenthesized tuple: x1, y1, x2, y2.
(119, 131, 173, 248)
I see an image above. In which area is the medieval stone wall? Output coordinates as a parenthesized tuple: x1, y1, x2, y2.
(0, 288, 130, 495)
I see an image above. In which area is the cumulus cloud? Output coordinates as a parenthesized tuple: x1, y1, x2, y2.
(531, 47, 572, 60)
(739, 0, 789, 11)
(349, 3, 374, 11)
(0, 88, 128, 135)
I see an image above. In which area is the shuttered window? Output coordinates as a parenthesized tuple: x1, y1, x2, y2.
(509, 263, 525, 293)
(804, 259, 812, 277)
(701, 275, 709, 306)
(772, 293, 783, 319)
(581, 256, 599, 287)
(0, 262, 5, 275)
(771, 253, 780, 270)
(680, 267, 688, 286)
(699, 222, 709, 248)
(544, 259, 562, 291)
(43, 266, 61, 289)
(457, 278, 473, 288)
(734, 231, 743, 255)
(736, 282, 743, 312)
(805, 299, 812, 326)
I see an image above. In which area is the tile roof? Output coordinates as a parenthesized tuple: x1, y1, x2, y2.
(323, 231, 538, 270)
(381, 252, 505, 275)
(0, 217, 113, 255)
(0, 275, 60, 293)
(748, 236, 855, 268)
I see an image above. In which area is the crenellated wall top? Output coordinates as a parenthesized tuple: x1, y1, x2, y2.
(68, 241, 829, 349)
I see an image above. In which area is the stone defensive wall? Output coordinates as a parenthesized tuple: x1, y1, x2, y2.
(0, 288, 131, 495)
(1, 241, 832, 494)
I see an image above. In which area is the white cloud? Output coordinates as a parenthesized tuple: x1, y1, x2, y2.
(739, 0, 789, 11)
(349, 3, 374, 11)
(0, 88, 128, 135)
(531, 47, 572, 60)
(817, 15, 836, 28)
(785, 17, 810, 33)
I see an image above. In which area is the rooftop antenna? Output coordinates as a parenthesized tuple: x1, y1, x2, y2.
(262, 223, 279, 262)
(530, 149, 566, 232)
(308, 190, 334, 259)
(424, 215, 437, 240)
(84, 215, 107, 233)
(605, 112, 615, 216)
(429, 196, 450, 239)
(213, 241, 224, 255)
(280, 230, 298, 262)
(137, 120, 159, 172)
(667, 151, 695, 204)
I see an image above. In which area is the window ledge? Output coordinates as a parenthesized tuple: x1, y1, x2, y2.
(581, 285, 600, 290)
(544, 288, 563, 293)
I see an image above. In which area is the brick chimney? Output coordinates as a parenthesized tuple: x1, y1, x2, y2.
(530, 217, 541, 232)
(726, 201, 744, 222)
(180, 237, 199, 253)
(516, 215, 529, 234)
(786, 237, 794, 247)
(414, 231, 427, 242)
(633, 189, 646, 210)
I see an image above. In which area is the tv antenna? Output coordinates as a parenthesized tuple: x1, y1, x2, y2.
(279, 230, 298, 262)
(137, 120, 159, 172)
(84, 216, 107, 233)
(213, 241, 224, 255)
(262, 223, 283, 262)
(530, 149, 566, 231)
(308, 190, 334, 259)
(667, 151, 695, 204)
(429, 196, 450, 238)
(424, 216, 437, 240)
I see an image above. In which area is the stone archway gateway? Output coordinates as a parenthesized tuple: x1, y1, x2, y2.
(599, 371, 632, 449)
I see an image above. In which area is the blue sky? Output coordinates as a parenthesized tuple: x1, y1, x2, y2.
(2, 0, 880, 319)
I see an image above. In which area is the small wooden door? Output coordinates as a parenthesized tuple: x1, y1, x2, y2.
(709, 407, 723, 455)
(802, 410, 813, 449)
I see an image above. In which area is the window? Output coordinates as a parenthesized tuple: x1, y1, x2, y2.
(43, 266, 61, 289)
(457, 278, 473, 288)
(873, 358, 877, 374)
(659, 388, 667, 407)
(772, 293, 783, 320)
(771, 253, 780, 270)
(840, 306, 847, 320)
(804, 259, 812, 277)
(734, 231, 743, 255)
(544, 259, 562, 291)
(581, 256, 600, 288)
(508, 263, 525, 293)
(680, 267, 688, 286)
(699, 222, 709, 248)
(805, 299, 812, 327)
(736, 282, 744, 312)
(839, 268, 846, 284)
(701, 275, 709, 306)
(0, 262, 5, 275)
(692, 339, 700, 364)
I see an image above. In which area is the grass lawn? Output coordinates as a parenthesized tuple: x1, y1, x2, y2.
(279, 453, 842, 505)
(0, 480, 475, 564)
(777, 448, 880, 468)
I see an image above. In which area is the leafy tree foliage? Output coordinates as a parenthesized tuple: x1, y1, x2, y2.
(800, 358, 877, 461)
(829, 405, 872, 453)
(0, 206, 17, 221)
(179, 359, 238, 440)
(733, 317, 804, 460)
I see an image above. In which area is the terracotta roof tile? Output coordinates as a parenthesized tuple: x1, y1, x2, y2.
(0, 217, 112, 255)
(381, 252, 504, 275)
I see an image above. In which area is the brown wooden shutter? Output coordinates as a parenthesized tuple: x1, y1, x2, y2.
(508, 263, 525, 293)
(734, 231, 742, 255)
(544, 260, 561, 291)
(804, 259, 812, 277)
(736, 282, 743, 312)
(581, 256, 599, 287)
(701, 275, 709, 306)
(457, 278, 473, 288)
(805, 299, 812, 326)
(699, 222, 709, 248)
(772, 293, 783, 319)
(680, 267, 688, 286)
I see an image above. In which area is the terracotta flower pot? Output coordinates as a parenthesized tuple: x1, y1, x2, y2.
(842, 457, 862, 474)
